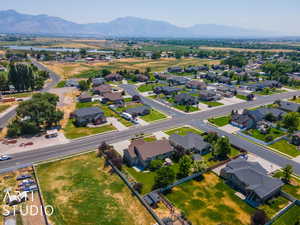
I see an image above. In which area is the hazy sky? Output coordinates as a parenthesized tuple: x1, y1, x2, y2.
(1, 0, 300, 35)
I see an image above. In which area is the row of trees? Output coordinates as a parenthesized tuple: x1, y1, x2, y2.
(7, 93, 63, 137)
(0, 63, 49, 91)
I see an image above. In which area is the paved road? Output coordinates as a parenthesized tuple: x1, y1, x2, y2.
(1, 89, 300, 174)
(0, 58, 60, 128)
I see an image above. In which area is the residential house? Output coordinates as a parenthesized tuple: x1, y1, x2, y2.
(277, 101, 300, 112)
(65, 79, 79, 87)
(73, 107, 106, 126)
(247, 80, 282, 91)
(135, 75, 149, 82)
(174, 93, 199, 105)
(105, 73, 123, 81)
(92, 78, 106, 87)
(169, 133, 211, 154)
(125, 105, 151, 117)
(218, 76, 231, 84)
(230, 113, 254, 129)
(93, 84, 112, 95)
(199, 90, 220, 101)
(123, 139, 174, 168)
(291, 132, 300, 146)
(102, 92, 124, 105)
(216, 86, 236, 98)
(167, 76, 190, 86)
(221, 159, 284, 204)
(153, 86, 181, 95)
(186, 80, 207, 90)
(167, 66, 183, 73)
(154, 73, 170, 80)
(78, 92, 92, 103)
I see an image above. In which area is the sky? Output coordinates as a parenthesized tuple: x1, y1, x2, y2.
(1, 0, 300, 35)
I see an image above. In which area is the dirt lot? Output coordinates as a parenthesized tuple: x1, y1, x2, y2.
(42, 58, 220, 78)
(36, 152, 155, 225)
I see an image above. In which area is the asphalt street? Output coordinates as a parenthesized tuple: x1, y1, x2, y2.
(1, 88, 300, 174)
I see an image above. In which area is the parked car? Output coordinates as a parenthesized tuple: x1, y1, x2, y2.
(16, 174, 32, 181)
(18, 179, 35, 187)
(21, 185, 38, 192)
(0, 155, 11, 161)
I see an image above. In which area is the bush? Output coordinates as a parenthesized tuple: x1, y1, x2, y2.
(149, 159, 163, 171)
(265, 135, 274, 142)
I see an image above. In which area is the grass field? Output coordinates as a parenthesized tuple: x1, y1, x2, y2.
(55, 80, 66, 88)
(236, 94, 248, 100)
(208, 115, 231, 127)
(137, 83, 163, 92)
(243, 128, 286, 142)
(269, 139, 300, 158)
(42, 58, 220, 79)
(272, 205, 300, 225)
(274, 171, 300, 199)
(200, 100, 224, 107)
(36, 153, 155, 225)
(164, 126, 204, 136)
(140, 109, 167, 122)
(165, 172, 255, 225)
(259, 196, 290, 218)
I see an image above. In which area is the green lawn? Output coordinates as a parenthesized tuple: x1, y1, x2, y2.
(272, 205, 300, 225)
(208, 116, 231, 127)
(165, 172, 255, 225)
(63, 119, 116, 139)
(140, 109, 167, 122)
(137, 83, 163, 92)
(36, 152, 155, 225)
(173, 104, 199, 112)
(202, 146, 241, 167)
(165, 126, 204, 136)
(143, 136, 157, 142)
(243, 128, 286, 142)
(269, 139, 300, 157)
(200, 100, 224, 107)
(236, 94, 248, 100)
(56, 80, 66, 88)
(273, 171, 300, 199)
(0, 104, 10, 113)
(259, 196, 290, 218)
(254, 89, 286, 96)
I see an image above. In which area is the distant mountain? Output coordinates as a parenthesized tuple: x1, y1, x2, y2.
(0, 10, 282, 38)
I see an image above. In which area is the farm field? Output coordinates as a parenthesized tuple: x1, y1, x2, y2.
(165, 172, 255, 225)
(41, 58, 220, 79)
(36, 152, 155, 225)
(199, 46, 296, 52)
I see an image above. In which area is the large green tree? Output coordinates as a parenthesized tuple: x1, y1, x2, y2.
(154, 166, 175, 189)
(282, 112, 300, 134)
(214, 136, 231, 159)
(177, 155, 192, 178)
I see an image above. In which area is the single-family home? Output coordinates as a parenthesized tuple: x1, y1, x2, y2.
(92, 78, 106, 87)
(123, 139, 174, 168)
(199, 90, 220, 101)
(105, 73, 123, 81)
(186, 80, 207, 90)
(221, 159, 284, 204)
(174, 93, 199, 105)
(102, 92, 124, 105)
(277, 101, 300, 112)
(291, 132, 300, 146)
(230, 113, 254, 129)
(93, 84, 112, 95)
(65, 79, 79, 87)
(153, 86, 181, 95)
(125, 105, 151, 117)
(167, 76, 190, 85)
(135, 75, 149, 82)
(73, 107, 106, 126)
(167, 66, 183, 73)
(169, 133, 211, 154)
(78, 92, 92, 103)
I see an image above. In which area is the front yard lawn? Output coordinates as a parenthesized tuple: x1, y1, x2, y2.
(36, 152, 155, 225)
(272, 204, 300, 225)
(243, 128, 286, 142)
(273, 171, 300, 199)
(269, 139, 300, 157)
(259, 196, 290, 218)
(236, 94, 248, 100)
(254, 89, 286, 96)
(200, 100, 224, 107)
(165, 172, 255, 225)
(173, 104, 199, 112)
(208, 115, 231, 127)
(64, 119, 116, 139)
(165, 126, 204, 136)
(202, 146, 241, 167)
(140, 109, 167, 122)
(137, 83, 163, 92)
(55, 80, 66, 88)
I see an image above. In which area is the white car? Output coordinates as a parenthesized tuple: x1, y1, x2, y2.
(0, 155, 12, 161)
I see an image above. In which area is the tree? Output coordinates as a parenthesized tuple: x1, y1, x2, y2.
(222, 55, 248, 68)
(264, 113, 276, 122)
(214, 136, 231, 159)
(282, 165, 293, 184)
(192, 160, 207, 173)
(177, 155, 192, 178)
(132, 95, 141, 102)
(173, 145, 186, 161)
(251, 210, 268, 225)
(149, 159, 163, 171)
(204, 132, 219, 144)
(133, 183, 143, 194)
(154, 166, 175, 189)
(78, 80, 89, 91)
(282, 112, 300, 134)
(79, 48, 87, 56)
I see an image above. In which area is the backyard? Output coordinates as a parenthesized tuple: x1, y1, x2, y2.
(259, 196, 290, 218)
(36, 152, 155, 225)
(165, 172, 255, 225)
(272, 204, 300, 225)
(273, 171, 300, 199)
(208, 115, 231, 127)
(269, 139, 300, 158)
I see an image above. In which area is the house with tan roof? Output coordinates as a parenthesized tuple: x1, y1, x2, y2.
(123, 139, 174, 168)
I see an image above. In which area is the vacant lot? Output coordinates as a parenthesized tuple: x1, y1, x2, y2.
(165, 172, 255, 225)
(36, 153, 154, 225)
(42, 58, 220, 78)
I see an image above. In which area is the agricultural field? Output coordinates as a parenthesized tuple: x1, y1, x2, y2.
(165, 172, 255, 225)
(199, 46, 296, 52)
(36, 152, 155, 225)
(41, 58, 220, 79)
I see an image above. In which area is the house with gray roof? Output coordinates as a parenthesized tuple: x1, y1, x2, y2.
(221, 159, 284, 204)
(169, 133, 211, 154)
(278, 101, 300, 112)
(167, 66, 183, 73)
(125, 105, 151, 117)
(174, 93, 199, 105)
(92, 78, 105, 87)
(72, 107, 106, 127)
(153, 86, 181, 95)
(199, 90, 221, 101)
(65, 79, 79, 87)
(167, 76, 190, 85)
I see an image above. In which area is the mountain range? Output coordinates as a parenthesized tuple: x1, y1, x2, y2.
(0, 10, 282, 38)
